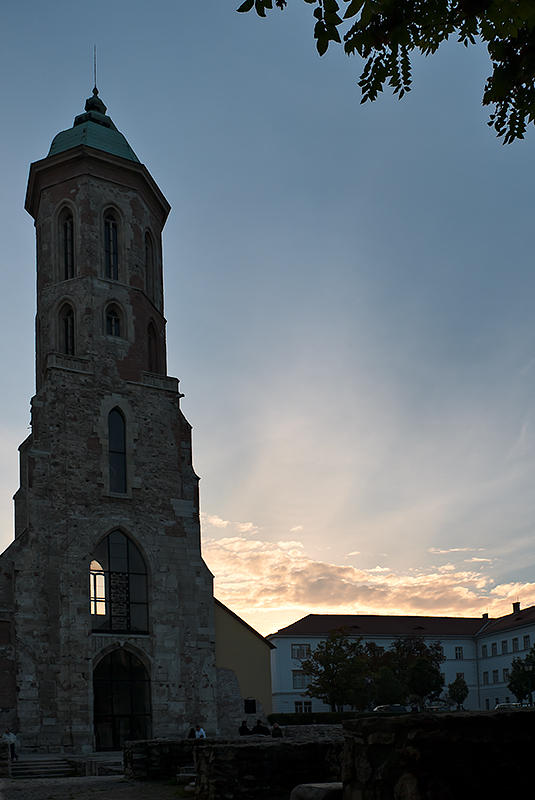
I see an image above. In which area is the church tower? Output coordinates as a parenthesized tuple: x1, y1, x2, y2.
(0, 89, 217, 752)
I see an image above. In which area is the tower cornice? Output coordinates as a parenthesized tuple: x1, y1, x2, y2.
(25, 145, 171, 225)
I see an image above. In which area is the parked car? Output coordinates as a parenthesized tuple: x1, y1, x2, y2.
(494, 702, 522, 711)
(372, 704, 408, 714)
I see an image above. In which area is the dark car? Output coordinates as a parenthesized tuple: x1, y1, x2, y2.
(372, 704, 408, 714)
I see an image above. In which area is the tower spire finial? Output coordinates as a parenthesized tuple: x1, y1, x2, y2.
(93, 45, 97, 93)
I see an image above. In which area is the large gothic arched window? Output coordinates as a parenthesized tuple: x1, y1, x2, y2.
(59, 303, 75, 355)
(104, 211, 119, 280)
(59, 208, 75, 280)
(90, 531, 148, 633)
(108, 407, 126, 494)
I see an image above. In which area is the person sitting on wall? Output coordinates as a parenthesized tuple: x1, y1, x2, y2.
(195, 725, 206, 739)
(187, 727, 196, 739)
(239, 720, 251, 735)
(271, 722, 283, 738)
(251, 719, 270, 736)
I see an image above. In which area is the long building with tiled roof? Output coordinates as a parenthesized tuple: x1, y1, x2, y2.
(267, 602, 535, 712)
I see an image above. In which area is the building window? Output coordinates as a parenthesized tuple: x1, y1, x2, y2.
(147, 322, 158, 373)
(59, 303, 75, 355)
(483, 672, 489, 685)
(108, 407, 127, 494)
(491, 642, 497, 657)
(501, 640, 508, 654)
(104, 212, 119, 280)
(455, 646, 464, 660)
(303, 701, 312, 713)
(90, 530, 148, 633)
(89, 560, 106, 615)
(292, 670, 308, 690)
(294, 701, 303, 713)
(481, 644, 488, 658)
(244, 698, 256, 714)
(492, 670, 499, 684)
(106, 304, 122, 337)
(512, 638, 519, 652)
(291, 644, 311, 660)
(60, 209, 74, 280)
(503, 668, 510, 682)
(485, 698, 490, 710)
(145, 232, 155, 302)
(523, 635, 530, 650)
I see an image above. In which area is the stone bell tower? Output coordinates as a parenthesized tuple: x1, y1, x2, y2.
(0, 88, 217, 752)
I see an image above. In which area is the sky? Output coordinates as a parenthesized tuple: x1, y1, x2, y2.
(2, 1, 535, 636)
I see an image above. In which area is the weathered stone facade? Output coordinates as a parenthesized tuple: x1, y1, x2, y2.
(0, 91, 218, 752)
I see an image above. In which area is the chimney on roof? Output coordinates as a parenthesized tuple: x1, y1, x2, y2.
(482, 613, 488, 620)
(513, 601, 521, 614)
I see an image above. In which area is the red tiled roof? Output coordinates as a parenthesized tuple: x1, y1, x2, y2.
(478, 605, 535, 635)
(268, 613, 489, 639)
(269, 607, 535, 640)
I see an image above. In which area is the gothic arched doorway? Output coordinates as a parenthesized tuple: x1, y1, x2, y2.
(93, 649, 151, 750)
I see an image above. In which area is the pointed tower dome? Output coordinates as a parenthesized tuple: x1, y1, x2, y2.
(48, 87, 139, 162)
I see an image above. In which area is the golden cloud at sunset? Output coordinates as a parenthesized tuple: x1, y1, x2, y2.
(202, 534, 535, 636)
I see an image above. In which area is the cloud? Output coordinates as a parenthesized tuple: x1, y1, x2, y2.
(346, 550, 361, 557)
(200, 513, 230, 529)
(236, 521, 259, 534)
(465, 557, 493, 563)
(428, 547, 483, 555)
(202, 534, 535, 635)
(290, 525, 304, 533)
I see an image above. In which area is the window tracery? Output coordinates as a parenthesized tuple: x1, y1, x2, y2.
(89, 531, 148, 633)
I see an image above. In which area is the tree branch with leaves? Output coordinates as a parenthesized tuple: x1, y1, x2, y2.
(237, 0, 535, 143)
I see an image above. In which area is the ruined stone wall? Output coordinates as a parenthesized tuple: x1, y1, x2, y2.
(343, 710, 535, 798)
(195, 739, 344, 800)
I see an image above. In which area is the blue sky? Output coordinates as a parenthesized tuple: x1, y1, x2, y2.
(2, 1, 535, 634)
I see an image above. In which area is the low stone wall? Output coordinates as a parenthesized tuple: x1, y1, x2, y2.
(343, 709, 535, 798)
(196, 739, 344, 800)
(0, 739, 10, 778)
(124, 738, 206, 780)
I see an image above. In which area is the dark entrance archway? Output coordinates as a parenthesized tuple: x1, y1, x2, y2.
(93, 649, 151, 750)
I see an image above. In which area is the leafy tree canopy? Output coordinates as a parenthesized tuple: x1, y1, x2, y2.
(301, 631, 445, 710)
(448, 675, 469, 709)
(507, 645, 535, 702)
(237, 0, 535, 143)
(300, 629, 370, 710)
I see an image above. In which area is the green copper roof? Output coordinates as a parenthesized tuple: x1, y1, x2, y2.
(48, 88, 139, 163)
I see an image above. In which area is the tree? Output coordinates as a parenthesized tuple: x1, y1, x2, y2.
(448, 675, 469, 709)
(301, 629, 371, 710)
(507, 645, 535, 703)
(237, 0, 535, 143)
(407, 656, 444, 705)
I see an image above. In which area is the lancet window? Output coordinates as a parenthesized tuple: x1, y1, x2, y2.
(108, 407, 126, 494)
(104, 212, 119, 280)
(106, 304, 122, 337)
(147, 322, 158, 373)
(59, 303, 75, 355)
(145, 232, 155, 302)
(59, 209, 75, 280)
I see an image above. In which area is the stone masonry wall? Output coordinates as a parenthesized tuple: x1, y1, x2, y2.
(125, 732, 344, 798)
(343, 710, 535, 799)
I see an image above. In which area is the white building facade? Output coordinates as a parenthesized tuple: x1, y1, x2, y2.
(269, 603, 535, 713)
